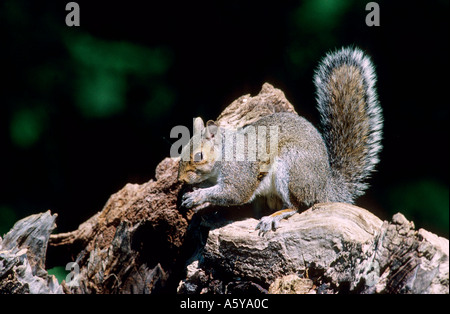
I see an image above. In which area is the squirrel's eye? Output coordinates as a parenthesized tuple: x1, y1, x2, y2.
(194, 152, 203, 162)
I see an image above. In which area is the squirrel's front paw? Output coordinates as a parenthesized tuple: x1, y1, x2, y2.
(181, 190, 205, 209)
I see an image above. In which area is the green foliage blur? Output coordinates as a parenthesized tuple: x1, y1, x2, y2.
(65, 33, 173, 118)
(47, 266, 68, 284)
(0, 0, 448, 239)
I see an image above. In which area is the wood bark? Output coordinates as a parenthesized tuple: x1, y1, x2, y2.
(1, 84, 448, 294)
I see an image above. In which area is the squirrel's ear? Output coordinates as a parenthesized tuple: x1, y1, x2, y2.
(205, 120, 218, 140)
(193, 117, 205, 135)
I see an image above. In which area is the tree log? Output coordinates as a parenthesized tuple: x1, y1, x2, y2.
(178, 203, 449, 294)
(1, 84, 448, 294)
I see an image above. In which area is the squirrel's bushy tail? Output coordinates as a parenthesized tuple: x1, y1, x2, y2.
(314, 47, 383, 203)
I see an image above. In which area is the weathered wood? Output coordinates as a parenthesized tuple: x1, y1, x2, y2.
(48, 157, 188, 294)
(178, 203, 449, 294)
(0, 211, 62, 293)
(216, 82, 297, 129)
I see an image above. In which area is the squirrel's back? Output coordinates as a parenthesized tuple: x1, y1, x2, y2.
(314, 47, 383, 203)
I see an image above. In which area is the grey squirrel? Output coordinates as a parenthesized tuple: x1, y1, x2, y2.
(178, 47, 383, 235)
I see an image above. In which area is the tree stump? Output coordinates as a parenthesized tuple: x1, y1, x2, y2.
(1, 84, 448, 294)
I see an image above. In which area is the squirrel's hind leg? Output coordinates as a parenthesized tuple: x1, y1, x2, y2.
(255, 156, 299, 235)
(255, 208, 297, 236)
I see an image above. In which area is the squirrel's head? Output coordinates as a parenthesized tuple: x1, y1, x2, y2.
(178, 117, 220, 185)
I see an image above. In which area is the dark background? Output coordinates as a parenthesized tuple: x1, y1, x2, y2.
(1, 0, 448, 237)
